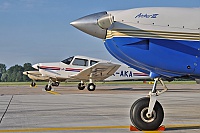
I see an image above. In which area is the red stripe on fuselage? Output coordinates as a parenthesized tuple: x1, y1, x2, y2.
(39, 66, 60, 70)
(133, 73, 149, 76)
(65, 68, 83, 72)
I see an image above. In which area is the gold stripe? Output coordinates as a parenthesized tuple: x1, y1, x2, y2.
(112, 30, 199, 38)
(116, 29, 199, 36)
(106, 30, 200, 41)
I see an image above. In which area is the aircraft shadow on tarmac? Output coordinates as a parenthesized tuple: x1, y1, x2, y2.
(110, 88, 149, 91)
(165, 125, 200, 131)
(108, 88, 200, 94)
(111, 88, 133, 91)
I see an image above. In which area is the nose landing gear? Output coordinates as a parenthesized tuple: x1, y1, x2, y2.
(130, 78, 168, 130)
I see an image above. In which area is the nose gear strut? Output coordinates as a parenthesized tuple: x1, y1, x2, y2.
(147, 78, 168, 117)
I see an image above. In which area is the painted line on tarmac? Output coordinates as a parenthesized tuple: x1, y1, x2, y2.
(0, 124, 199, 132)
(46, 91, 60, 95)
(0, 125, 129, 132)
(143, 131, 162, 133)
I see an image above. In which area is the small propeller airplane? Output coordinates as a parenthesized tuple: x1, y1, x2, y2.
(23, 55, 149, 91)
(71, 7, 200, 130)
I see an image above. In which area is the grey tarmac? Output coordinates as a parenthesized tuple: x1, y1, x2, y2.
(0, 82, 199, 133)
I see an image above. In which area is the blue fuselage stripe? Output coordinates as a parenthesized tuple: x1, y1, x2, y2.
(105, 37, 200, 78)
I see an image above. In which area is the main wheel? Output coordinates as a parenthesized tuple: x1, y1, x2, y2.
(130, 97, 164, 131)
(45, 85, 52, 91)
(87, 83, 96, 91)
(52, 82, 59, 86)
(78, 83, 85, 90)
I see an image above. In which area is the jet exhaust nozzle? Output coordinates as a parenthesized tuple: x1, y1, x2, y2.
(70, 11, 109, 39)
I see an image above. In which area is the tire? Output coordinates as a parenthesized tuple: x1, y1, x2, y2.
(87, 83, 96, 91)
(78, 83, 85, 90)
(31, 82, 36, 87)
(45, 85, 52, 91)
(55, 82, 59, 86)
(52, 82, 59, 87)
(130, 97, 164, 131)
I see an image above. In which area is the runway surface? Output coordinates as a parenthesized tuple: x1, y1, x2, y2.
(0, 82, 199, 132)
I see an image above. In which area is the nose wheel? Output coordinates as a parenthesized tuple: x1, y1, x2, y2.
(45, 84, 52, 91)
(130, 97, 164, 130)
(130, 78, 168, 130)
(45, 79, 53, 91)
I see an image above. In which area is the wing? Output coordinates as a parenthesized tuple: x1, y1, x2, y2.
(23, 71, 41, 75)
(23, 71, 49, 80)
(70, 62, 121, 81)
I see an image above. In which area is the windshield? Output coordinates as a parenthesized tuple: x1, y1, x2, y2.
(61, 56, 74, 65)
(90, 60, 98, 66)
(72, 58, 88, 66)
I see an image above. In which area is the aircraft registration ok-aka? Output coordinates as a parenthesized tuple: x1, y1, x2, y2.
(71, 7, 200, 130)
(23, 55, 149, 91)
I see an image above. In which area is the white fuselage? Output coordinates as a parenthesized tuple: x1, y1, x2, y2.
(34, 55, 149, 81)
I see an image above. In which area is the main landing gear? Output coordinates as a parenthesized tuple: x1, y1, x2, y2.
(78, 81, 86, 90)
(77, 80, 96, 91)
(87, 74, 96, 91)
(130, 78, 168, 130)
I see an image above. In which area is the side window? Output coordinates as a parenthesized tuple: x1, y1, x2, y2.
(72, 58, 88, 66)
(90, 60, 98, 66)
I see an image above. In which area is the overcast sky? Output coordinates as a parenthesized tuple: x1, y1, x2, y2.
(0, 0, 199, 68)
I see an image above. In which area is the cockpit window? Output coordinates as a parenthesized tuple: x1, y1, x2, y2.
(90, 60, 99, 66)
(61, 56, 74, 65)
(72, 58, 88, 66)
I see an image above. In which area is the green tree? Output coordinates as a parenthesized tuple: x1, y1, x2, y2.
(1, 73, 8, 82)
(23, 63, 34, 81)
(23, 63, 34, 71)
(0, 63, 6, 73)
(7, 65, 24, 82)
(0, 63, 6, 81)
(1, 63, 34, 82)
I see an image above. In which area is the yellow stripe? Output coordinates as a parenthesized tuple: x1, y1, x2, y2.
(106, 30, 200, 40)
(0, 126, 129, 132)
(47, 91, 60, 95)
(143, 131, 161, 133)
(0, 124, 199, 132)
